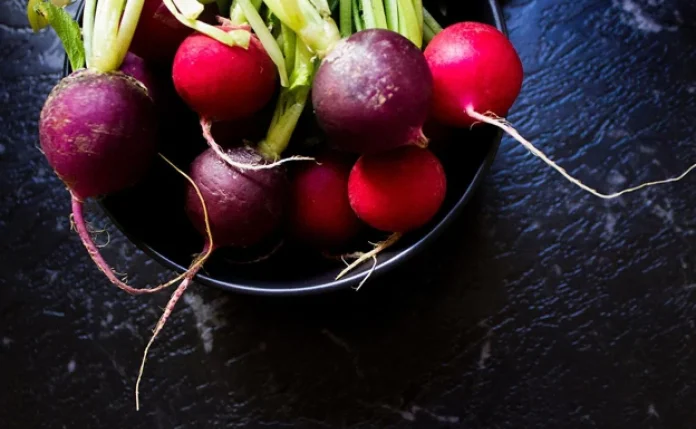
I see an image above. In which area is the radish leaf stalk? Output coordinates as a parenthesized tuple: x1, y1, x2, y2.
(339, 0, 352, 36)
(262, 0, 340, 58)
(161, 0, 251, 48)
(237, 0, 289, 86)
(259, 31, 316, 159)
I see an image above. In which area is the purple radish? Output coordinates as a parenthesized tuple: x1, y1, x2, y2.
(185, 147, 288, 248)
(311, 29, 433, 154)
(33, 0, 182, 294)
(135, 146, 288, 408)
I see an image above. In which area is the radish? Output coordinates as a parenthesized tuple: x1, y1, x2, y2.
(185, 147, 288, 248)
(172, 29, 277, 122)
(34, 1, 207, 296)
(135, 147, 287, 409)
(348, 146, 446, 233)
(424, 21, 696, 198)
(288, 151, 363, 248)
(188, 0, 319, 171)
(262, 1, 433, 155)
(311, 29, 432, 154)
(335, 145, 446, 283)
(30, 0, 179, 295)
(424, 22, 523, 128)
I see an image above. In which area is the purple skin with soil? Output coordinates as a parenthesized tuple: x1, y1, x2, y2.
(312, 29, 433, 154)
(39, 70, 158, 200)
(185, 147, 289, 249)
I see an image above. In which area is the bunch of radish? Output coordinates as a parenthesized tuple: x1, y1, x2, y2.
(30, 0, 694, 409)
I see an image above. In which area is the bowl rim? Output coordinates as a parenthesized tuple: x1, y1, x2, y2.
(65, 0, 506, 296)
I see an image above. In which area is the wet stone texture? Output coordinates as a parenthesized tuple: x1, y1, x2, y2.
(3, 0, 696, 427)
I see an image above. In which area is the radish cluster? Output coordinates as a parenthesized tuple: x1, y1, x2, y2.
(33, 0, 537, 410)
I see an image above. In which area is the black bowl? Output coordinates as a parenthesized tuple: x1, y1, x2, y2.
(64, 0, 506, 295)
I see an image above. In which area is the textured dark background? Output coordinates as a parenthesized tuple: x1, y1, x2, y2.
(3, 0, 696, 427)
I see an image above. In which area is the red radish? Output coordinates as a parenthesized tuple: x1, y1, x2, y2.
(311, 29, 433, 154)
(172, 30, 277, 122)
(423, 21, 696, 199)
(424, 22, 523, 127)
(335, 146, 446, 282)
(348, 146, 446, 233)
(288, 152, 363, 248)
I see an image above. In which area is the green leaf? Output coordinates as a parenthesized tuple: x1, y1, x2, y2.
(34, 1, 85, 70)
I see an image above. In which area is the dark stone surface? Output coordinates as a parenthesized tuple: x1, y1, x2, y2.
(2, 0, 696, 427)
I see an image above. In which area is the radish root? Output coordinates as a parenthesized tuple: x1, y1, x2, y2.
(71, 195, 172, 295)
(200, 118, 314, 170)
(335, 233, 402, 285)
(134, 153, 215, 411)
(69, 154, 214, 296)
(467, 107, 696, 199)
(135, 263, 200, 411)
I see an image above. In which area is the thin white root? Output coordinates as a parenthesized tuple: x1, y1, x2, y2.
(200, 118, 314, 171)
(353, 255, 377, 291)
(466, 107, 696, 199)
(134, 273, 194, 411)
(335, 233, 402, 282)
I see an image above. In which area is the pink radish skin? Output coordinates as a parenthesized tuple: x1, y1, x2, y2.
(424, 22, 523, 127)
(172, 31, 277, 122)
(348, 146, 447, 233)
(289, 152, 363, 248)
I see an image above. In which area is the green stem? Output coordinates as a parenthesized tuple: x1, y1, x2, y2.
(396, 0, 420, 47)
(412, 0, 422, 33)
(281, 23, 296, 73)
(238, 0, 289, 86)
(384, 0, 397, 32)
(371, 0, 387, 28)
(83, 0, 97, 68)
(352, 0, 363, 31)
(258, 88, 309, 159)
(422, 6, 442, 39)
(262, 0, 340, 58)
(339, 0, 352, 37)
(258, 39, 314, 159)
(114, 0, 145, 64)
(360, 0, 375, 27)
(230, 0, 262, 24)
(161, 0, 251, 47)
(172, 0, 203, 19)
(423, 23, 435, 43)
(91, 0, 125, 72)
